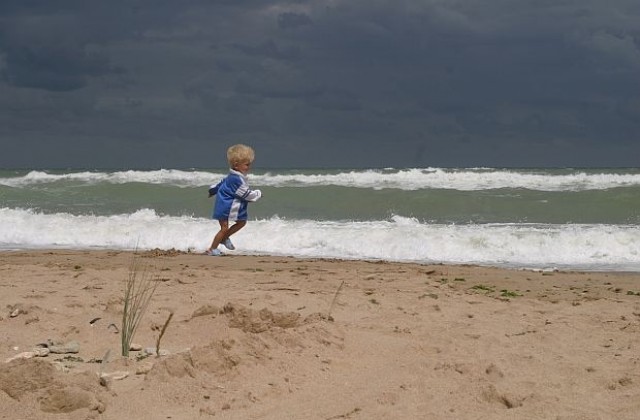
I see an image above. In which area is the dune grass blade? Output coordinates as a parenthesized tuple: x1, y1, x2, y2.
(155, 311, 174, 357)
(327, 280, 345, 320)
(121, 254, 158, 357)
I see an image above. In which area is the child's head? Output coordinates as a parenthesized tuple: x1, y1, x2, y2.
(227, 144, 255, 172)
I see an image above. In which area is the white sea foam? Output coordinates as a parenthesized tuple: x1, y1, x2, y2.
(1, 208, 639, 271)
(2, 168, 640, 191)
(0, 169, 213, 188)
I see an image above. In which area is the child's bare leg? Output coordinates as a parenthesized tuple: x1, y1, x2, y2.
(208, 220, 229, 251)
(222, 220, 246, 241)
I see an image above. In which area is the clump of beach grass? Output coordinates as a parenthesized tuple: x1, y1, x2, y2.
(500, 289, 521, 298)
(471, 284, 495, 293)
(121, 253, 158, 357)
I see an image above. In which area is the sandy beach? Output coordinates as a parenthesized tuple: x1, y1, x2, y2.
(1, 250, 639, 419)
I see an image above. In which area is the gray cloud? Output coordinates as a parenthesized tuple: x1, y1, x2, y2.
(277, 12, 313, 30)
(0, 0, 639, 168)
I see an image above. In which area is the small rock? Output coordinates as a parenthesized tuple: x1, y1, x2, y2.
(143, 347, 170, 356)
(33, 347, 50, 357)
(4, 347, 50, 363)
(129, 343, 143, 351)
(5, 351, 36, 363)
(98, 371, 129, 387)
(49, 340, 80, 354)
(100, 371, 129, 381)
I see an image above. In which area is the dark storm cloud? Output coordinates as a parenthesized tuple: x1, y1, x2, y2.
(0, 0, 639, 168)
(2, 45, 116, 91)
(277, 12, 313, 29)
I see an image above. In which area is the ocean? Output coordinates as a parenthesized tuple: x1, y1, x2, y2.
(1, 167, 639, 271)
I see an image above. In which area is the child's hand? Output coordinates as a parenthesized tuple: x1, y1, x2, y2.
(247, 189, 262, 201)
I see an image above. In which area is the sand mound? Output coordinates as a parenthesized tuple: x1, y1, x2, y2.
(223, 302, 302, 332)
(40, 384, 105, 414)
(0, 358, 57, 399)
(190, 304, 221, 319)
(0, 359, 106, 416)
(145, 352, 197, 382)
(149, 303, 339, 383)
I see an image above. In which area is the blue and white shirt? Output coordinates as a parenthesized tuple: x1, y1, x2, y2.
(208, 169, 261, 221)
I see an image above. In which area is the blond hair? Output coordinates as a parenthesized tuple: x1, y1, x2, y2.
(227, 144, 255, 167)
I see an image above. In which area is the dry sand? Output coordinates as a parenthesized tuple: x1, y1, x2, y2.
(1, 250, 639, 419)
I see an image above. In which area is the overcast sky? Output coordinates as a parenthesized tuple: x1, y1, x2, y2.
(1, 1, 639, 169)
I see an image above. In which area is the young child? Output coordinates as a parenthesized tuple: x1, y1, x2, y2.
(205, 144, 262, 256)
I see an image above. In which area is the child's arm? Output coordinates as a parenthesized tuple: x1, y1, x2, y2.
(232, 180, 261, 202)
(243, 188, 261, 202)
(208, 181, 222, 197)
